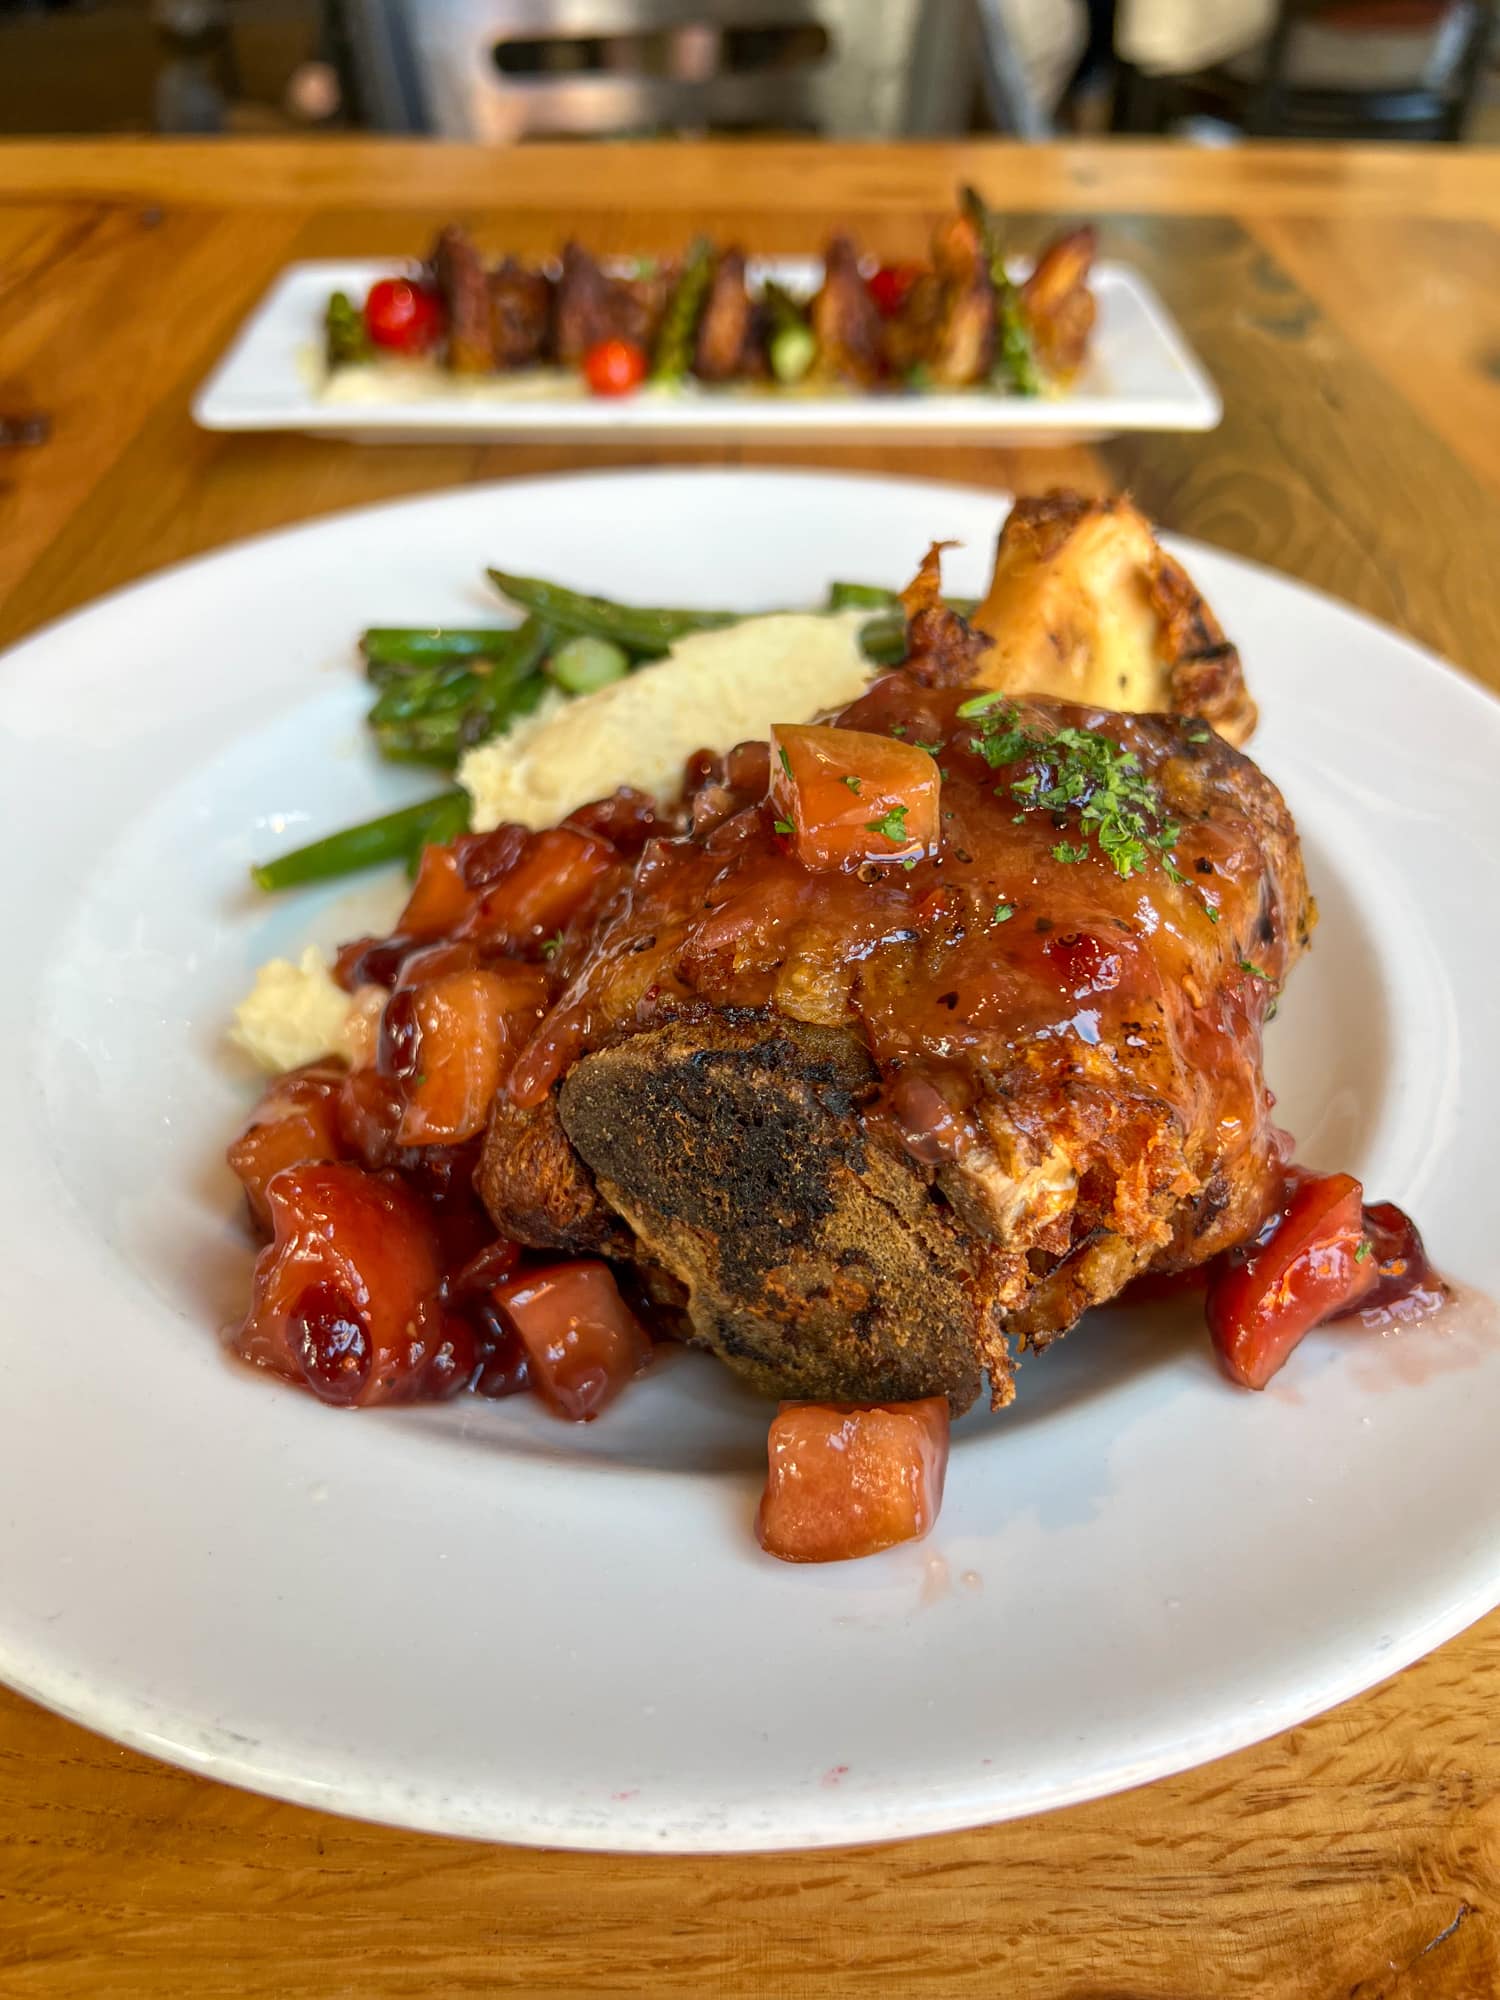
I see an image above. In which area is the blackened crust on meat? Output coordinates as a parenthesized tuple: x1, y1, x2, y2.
(555, 1016, 999, 1412)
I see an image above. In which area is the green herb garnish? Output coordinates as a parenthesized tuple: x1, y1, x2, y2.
(1052, 840, 1089, 865)
(842, 775, 862, 794)
(773, 817, 795, 836)
(540, 933, 565, 960)
(991, 901, 1014, 925)
(778, 745, 793, 779)
(1355, 1240, 1372, 1263)
(1239, 959, 1274, 982)
(866, 805, 910, 843)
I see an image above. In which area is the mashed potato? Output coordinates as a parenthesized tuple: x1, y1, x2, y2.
(229, 947, 379, 1075)
(458, 611, 871, 832)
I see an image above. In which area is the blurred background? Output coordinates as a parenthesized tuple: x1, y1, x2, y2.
(1, 0, 1495, 146)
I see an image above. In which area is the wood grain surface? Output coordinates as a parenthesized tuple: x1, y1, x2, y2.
(1, 140, 1499, 1999)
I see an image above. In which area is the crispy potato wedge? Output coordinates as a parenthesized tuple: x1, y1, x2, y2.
(969, 491, 1257, 745)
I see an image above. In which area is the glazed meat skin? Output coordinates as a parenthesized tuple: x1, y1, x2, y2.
(482, 665, 1310, 1411)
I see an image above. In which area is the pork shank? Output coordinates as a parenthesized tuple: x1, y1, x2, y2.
(479, 611, 1310, 1413)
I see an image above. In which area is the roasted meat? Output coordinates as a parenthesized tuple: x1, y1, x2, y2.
(970, 492, 1257, 745)
(1021, 224, 1097, 381)
(487, 257, 552, 369)
(694, 248, 762, 382)
(553, 242, 673, 365)
(926, 212, 996, 388)
(481, 632, 1309, 1413)
(809, 234, 884, 388)
(431, 225, 495, 374)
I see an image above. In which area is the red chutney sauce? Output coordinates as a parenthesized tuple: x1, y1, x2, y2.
(510, 672, 1314, 1276)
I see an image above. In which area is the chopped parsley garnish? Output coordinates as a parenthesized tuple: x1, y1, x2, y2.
(964, 702, 1184, 881)
(889, 723, 907, 738)
(914, 738, 944, 755)
(1239, 959, 1274, 982)
(1204, 903, 1221, 925)
(866, 805, 910, 843)
(1163, 859, 1188, 887)
(1187, 728, 1212, 744)
(773, 817, 795, 836)
(1355, 1240, 1372, 1263)
(540, 932, 564, 960)
(778, 745, 792, 779)
(901, 856, 920, 871)
(842, 774, 862, 794)
(991, 901, 1014, 924)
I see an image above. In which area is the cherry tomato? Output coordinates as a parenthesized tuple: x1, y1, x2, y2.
(363, 277, 446, 356)
(756, 1399, 950, 1563)
(1205, 1171, 1376, 1389)
(867, 263, 923, 318)
(769, 723, 941, 872)
(583, 338, 649, 397)
(492, 1261, 651, 1421)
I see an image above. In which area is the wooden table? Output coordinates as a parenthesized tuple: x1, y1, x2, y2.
(2, 139, 1498, 1999)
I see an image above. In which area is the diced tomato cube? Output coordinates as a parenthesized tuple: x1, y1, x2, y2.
(397, 841, 477, 939)
(756, 1398, 951, 1563)
(769, 723, 940, 872)
(461, 828, 617, 949)
(397, 968, 525, 1146)
(236, 1163, 465, 1406)
(227, 1065, 344, 1234)
(491, 1260, 651, 1421)
(1206, 1170, 1376, 1389)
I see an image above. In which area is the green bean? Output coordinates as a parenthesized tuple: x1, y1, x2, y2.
(251, 791, 470, 893)
(360, 626, 518, 684)
(372, 668, 549, 768)
(487, 570, 745, 654)
(367, 618, 552, 764)
(652, 236, 715, 384)
(551, 634, 631, 695)
(960, 186, 1042, 398)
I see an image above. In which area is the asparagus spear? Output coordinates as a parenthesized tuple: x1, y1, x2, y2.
(325, 290, 372, 370)
(762, 279, 816, 385)
(487, 570, 745, 654)
(251, 791, 470, 893)
(651, 237, 715, 385)
(960, 186, 1043, 398)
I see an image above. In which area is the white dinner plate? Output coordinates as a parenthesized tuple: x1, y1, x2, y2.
(1, 470, 1496, 1853)
(192, 258, 1220, 444)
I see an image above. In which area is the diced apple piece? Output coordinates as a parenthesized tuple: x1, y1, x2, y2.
(227, 1065, 344, 1234)
(756, 1398, 951, 1563)
(461, 827, 617, 949)
(769, 723, 940, 872)
(397, 841, 477, 939)
(236, 1162, 471, 1406)
(491, 1260, 651, 1421)
(397, 967, 528, 1146)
